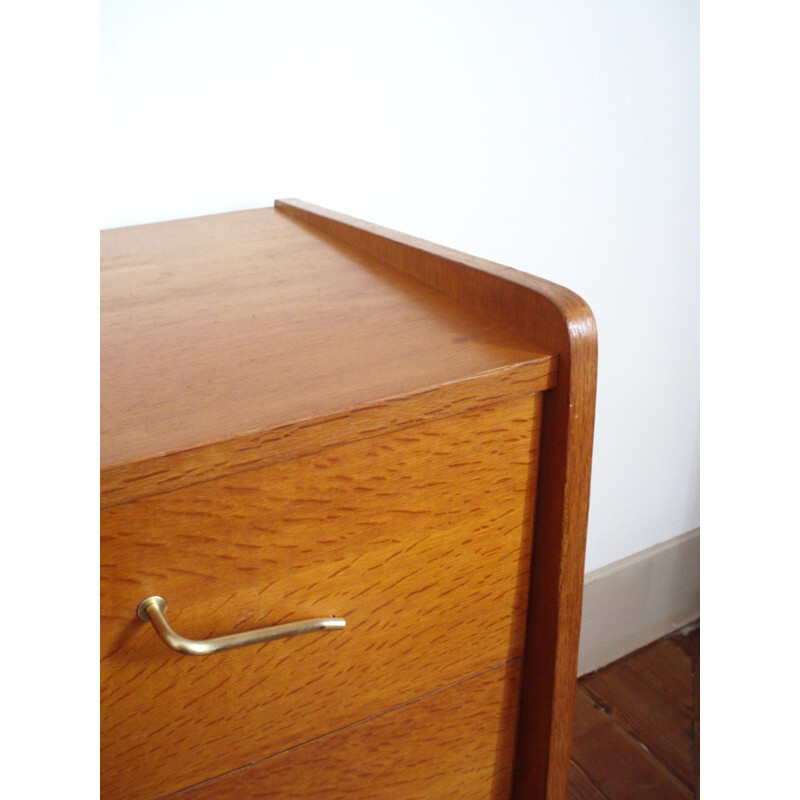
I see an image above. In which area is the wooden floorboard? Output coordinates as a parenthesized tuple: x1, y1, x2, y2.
(690, 629, 700, 797)
(670, 627, 698, 659)
(618, 638, 693, 715)
(570, 624, 700, 800)
(567, 760, 608, 800)
(580, 650, 694, 787)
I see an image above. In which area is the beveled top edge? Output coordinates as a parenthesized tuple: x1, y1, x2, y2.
(100, 357, 557, 508)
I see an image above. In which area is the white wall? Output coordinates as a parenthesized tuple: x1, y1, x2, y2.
(101, 0, 699, 573)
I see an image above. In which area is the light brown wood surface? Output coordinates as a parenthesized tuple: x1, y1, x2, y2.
(101, 357, 554, 508)
(101, 209, 556, 506)
(101, 396, 541, 799)
(274, 199, 598, 800)
(169, 661, 521, 799)
(101, 199, 597, 800)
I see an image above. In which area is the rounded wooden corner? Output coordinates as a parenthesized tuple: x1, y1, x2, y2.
(271, 198, 598, 800)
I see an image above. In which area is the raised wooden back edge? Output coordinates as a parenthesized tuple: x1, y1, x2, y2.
(275, 198, 598, 800)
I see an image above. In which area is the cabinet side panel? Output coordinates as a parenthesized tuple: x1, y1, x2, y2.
(275, 199, 598, 800)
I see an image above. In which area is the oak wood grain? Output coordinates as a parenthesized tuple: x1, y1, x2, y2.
(101, 208, 557, 507)
(101, 396, 541, 800)
(101, 358, 554, 508)
(168, 661, 521, 800)
(101, 199, 597, 800)
(274, 199, 598, 800)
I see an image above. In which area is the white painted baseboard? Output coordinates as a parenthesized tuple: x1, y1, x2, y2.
(577, 528, 699, 676)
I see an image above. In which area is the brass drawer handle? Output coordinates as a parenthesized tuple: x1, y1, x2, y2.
(136, 596, 346, 656)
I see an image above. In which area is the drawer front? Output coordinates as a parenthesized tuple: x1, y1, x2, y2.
(101, 394, 542, 799)
(170, 660, 521, 799)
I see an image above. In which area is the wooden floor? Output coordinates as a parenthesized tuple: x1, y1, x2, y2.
(568, 624, 700, 800)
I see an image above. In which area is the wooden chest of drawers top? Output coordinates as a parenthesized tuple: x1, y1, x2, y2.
(101, 205, 557, 507)
(100, 199, 597, 800)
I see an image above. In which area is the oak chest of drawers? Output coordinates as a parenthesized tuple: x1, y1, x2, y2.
(101, 200, 597, 800)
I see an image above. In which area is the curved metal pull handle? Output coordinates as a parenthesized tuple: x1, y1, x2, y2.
(137, 596, 346, 656)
